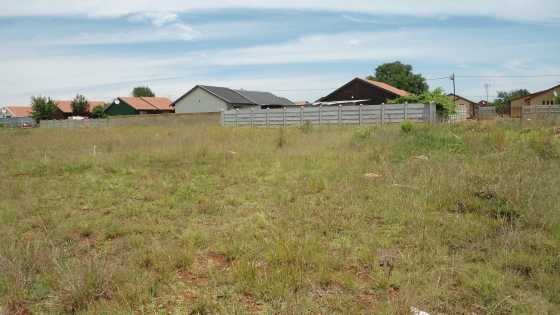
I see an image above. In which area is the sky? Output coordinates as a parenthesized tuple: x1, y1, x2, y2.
(1, 1, 560, 105)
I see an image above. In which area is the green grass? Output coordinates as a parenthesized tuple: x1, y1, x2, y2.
(1, 121, 559, 314)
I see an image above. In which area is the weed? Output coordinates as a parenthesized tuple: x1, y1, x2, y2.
(277, 128, 286, 148)
(351, 127, 374, 143)
(300, 120, 313, 134)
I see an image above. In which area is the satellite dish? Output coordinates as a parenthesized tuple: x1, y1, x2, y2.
(114, 99, 120, 105)
(554, 90, 558, 97)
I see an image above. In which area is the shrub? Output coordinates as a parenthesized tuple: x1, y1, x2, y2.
(91, 105, 107, 119)
(400, 121, 413, 134)
(389, 88, 455, 115)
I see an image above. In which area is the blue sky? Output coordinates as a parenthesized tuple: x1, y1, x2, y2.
(1, 1, 560, 105)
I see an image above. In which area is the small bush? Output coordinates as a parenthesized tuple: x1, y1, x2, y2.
(400, 121, 413, 134)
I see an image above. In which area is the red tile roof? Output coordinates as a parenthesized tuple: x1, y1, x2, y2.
(56, 100, 105, 114)
(118, 97, 173, 111)
(141, 97, 173, 110)
(5, 106, 32, 118)
(364, 79, 411, 97)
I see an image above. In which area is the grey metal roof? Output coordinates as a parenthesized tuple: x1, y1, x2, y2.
(199, 85, 254, 105)
(234, 90, 294, 106)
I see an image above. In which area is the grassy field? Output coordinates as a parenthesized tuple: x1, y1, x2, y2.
(1, 121, 559, 314)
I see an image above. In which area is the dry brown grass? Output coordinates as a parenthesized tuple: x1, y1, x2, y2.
(0, 120, 559, 314)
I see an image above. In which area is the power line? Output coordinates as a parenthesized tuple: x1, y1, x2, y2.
(426, 76, 450, 81)
(271, 87, 339, 92)
(455, 74, 560, 79)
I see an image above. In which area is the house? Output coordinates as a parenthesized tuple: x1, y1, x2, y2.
(317, 78, 410, 105)
(1, 106, 32, 118)
(448, 94, 477, 119)
(104, 97, 174, 116)
(478, 100, 490, 107)
(510, 84, 560, 118)
(172, 85, 294, 114)
(53, 100, 105, 119)
(294, 101, 312, 107)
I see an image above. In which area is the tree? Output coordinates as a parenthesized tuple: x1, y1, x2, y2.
(368, 61, 429, 95)
(493, 89, 530, 115)
(71, 94, 89, 116)
(31, 96, 57, 121)
(132, 86, 155, 97)
(389, 87, 455, 114)
(91, 104, 107, 119)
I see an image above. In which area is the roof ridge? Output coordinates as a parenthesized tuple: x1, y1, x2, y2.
(232, 89, 259, 105)
(139, 96, 159, 110)
(362, 78, 410, 96)
(227, 88, 259, 105)
(512, 84, 560, 101)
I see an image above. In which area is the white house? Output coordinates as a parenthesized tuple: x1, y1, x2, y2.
(172, 85, 294, 114)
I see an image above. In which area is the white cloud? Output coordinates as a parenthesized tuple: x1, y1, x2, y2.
(1, 28, 559, 105)
(157, 29, 534, 67)
(2, 1, 559, 22)
(42, 23, 198, 45)
(128, 12, 178, 27)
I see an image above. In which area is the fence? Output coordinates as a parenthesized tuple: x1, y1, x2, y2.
(40, 113, 220, 129)
(522, 105, 560, 120)
(0, 117, 37, 128)
(41, 119, 109, 128)
(221, 103, 437, 127)
(476, 106, 497, 120)
(443, 107, 468, 123)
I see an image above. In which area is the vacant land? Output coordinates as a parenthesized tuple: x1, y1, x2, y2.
(1, 121, 559, 314)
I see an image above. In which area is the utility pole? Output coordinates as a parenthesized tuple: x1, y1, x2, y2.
(450, 73, 456, 107)
(484, 83, 490, 103)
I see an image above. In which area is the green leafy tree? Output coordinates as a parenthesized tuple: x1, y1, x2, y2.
(493, 89, 530, 115)
(71, 94, 89, 116)
(31, 96, 57, 121)
(132, 86, 155, 97)
(91, 104, 107, 119)
(389, 87, 455, 114)
(367, 61, 429, 95)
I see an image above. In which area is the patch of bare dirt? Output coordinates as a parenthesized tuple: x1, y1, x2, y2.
(241, 293, 263, 314)
(178, 271, 209, 287)
(206, 251, 232, 270)
(181, 289, 199, 303)
(5, 301, 31, 315)
(356, 291, 378, 308)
